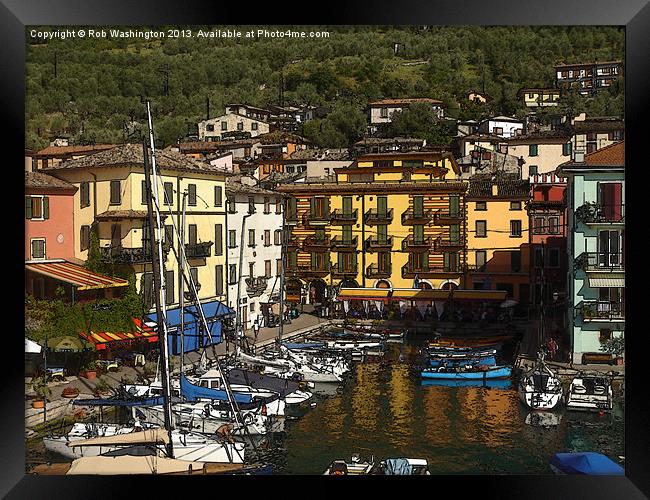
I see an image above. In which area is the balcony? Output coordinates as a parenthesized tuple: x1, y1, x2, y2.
(401, 236, 431, 251)
(578, 300, 625, 322)
(330, 209, 358, 224)
(302, 235, 330, 250)
(402, 263, 460, 278)
(401, 208, 432, 225)
(330, 235, 358, 251)
(245, 276, 268, 298)
(100, 246, 155, 265)
(433, 236, 465, 251)
(433, 208, 465, 226)
(288, 262, 330, 277)
(330, 262, 358, 278)
(366, 264, 391, 279)
(286, 212, 299, 226)
(185, 241, 213, 258)
(574, 252, 624, 273)
(286, 235, 300, 248)
(302, 210, 330, 226)
(364, 208, 394, 225)
(575, 202, 625, 225)
(365, 236, 393, 252)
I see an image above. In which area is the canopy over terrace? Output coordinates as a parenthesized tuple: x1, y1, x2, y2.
(336, 288, 508, 302)
(78, 318, 158, 351)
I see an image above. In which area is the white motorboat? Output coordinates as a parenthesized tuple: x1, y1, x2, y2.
(518, 351, 564, 411)
(566, 375, 613, 412)
(43, 422, 138, 459)
(323, 454, 430, 475)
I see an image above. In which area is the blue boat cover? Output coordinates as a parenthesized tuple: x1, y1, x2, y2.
(180, 375, 253, 404)
(384, 458, 413, 475)
(283, 342, 326, 350)
(551, 453, 624, 475)
(146, 300, 234, 355)
(421, 379, 513, 389)
(429, 356, 496, 367)
(72, 397, 165, 407)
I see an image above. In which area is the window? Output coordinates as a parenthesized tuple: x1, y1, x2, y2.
(534, 247, 543, 268)
(249, 262, 255, 278)
(188, 184, 197, 206)
(529, 144, 538, 157)
(30, 238, 46, 259)
(275, 197, 282, 214)
(229, 264, 237, 285)
(214, 186, 222, 207)
(80, 225, 91, 251)
(443, 252, 459, 272)
(264, 197, 271, 214)
(533, 217, 544, 234)
(276, 258, 282, 276)
(164, 225, 174, 250)
(510, 220, 522, 237)
(548, 216, 559, 234)
(228, 230, 237, 248)
(403, 160, 424, 169)
(110, 180, 121, 205)
(252, 122, 258, 131)
(165, 270, 174, 305)
(475, 201, 487, 211)
(264, 230, 271, 246)
(529, 165, 538, 176)
(265, 260, 272, 278)
(476, 250, 486, 270)
(81, 182, 90, 208)
(274, 229, 282, 245)
(493, 126, 503, 135)
(510, 201, 522, 211)
(25, 196, 48, 220)
(248, 197, 255, 214)
(586, 132, 597, 141)
(215, 224, 223, 256)
(609, 130, 624, 141)
(227, 195, 236, 213)
(189, 267, 200, 289)
(142, 273, 154, 310)
(248, 229, 256, 247)
(221, 121, 228, 131)
(548, 248, 560, 268)
(163, 182, 173, 206)
(380, 107, 388, 118)
(216, 265, 224, 295)
(511, 251, 521, 272)
(206, 124, 214, 132)
(188, 224, 197, 246)
(476, 220, 487, 237)
(562, 143, 572, 156)
(599, 329, 613, 343)
(237, 122, 244, 131)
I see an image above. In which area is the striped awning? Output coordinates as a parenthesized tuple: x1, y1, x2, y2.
(390, 289, 450, 301)
(588, 273, 625, 288)
(25, 260, 129, 291)
(337, 288, 391, 301)
(335, 288, 508, 301)
(79, 318, 158, 350)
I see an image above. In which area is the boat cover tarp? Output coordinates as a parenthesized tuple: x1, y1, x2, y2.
(421, 366, 512, 380)
(237, 349, 293, 369)
(66, 455, 203, 475)
(72, 397, 165, 407)
(180, 375, 253, 404)
(429, 356, 497, 367)
(70, 429, 169, 447)
(384, 458, 412, 475)
(226, 368, 300, 398)
(146, 300, 234, 355)
(550, 452, 624, 475)
(283, 342, 326, 350)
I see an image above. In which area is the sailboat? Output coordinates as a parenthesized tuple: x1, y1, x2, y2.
(518, 350, 564, 410)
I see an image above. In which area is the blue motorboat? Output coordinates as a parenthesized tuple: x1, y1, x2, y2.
(420, 365, 512, 380)
(550, 452, 624, 475)
(429, 355, 496, 367)
(421, 378, 512, 389)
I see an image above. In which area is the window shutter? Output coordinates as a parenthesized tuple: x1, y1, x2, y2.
(25, 196, 32, 219)
(142, 181, 147, 205)
(215, 224, 222, 256)
(43, 197, 50, 219)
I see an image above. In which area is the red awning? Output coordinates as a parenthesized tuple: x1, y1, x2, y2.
(79, 318, 158, 350)
(25, 260, 129, 291)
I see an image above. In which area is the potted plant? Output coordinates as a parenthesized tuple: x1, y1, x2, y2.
(600, 336, 624, 365)
(80, 360, 98, 380)
(93, 377, 113, 397)
(61, 385, 80, 398)
(30, 376, 52, 409)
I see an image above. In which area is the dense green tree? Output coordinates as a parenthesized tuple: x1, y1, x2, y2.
(382, 103, 455, 146)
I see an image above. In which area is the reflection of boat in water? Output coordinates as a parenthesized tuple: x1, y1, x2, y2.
(566, 375, 613, 413)
(323, 454, 430, 475)
(525, 411, 563, 427)
(421, 378, 512, 389)
(549, 452, 624, 475)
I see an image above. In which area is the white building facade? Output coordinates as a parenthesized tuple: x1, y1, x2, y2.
(198, 113, 270, 141)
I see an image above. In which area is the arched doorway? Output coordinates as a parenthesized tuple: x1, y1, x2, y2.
(308, 279, 327, 305)
(440, 280, 459, 290)
(417, 280, 433, 290)
(339, 279, 359, 289)
(375, 279, 391, 289)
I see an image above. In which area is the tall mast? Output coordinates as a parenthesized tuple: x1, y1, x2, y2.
(278, 197, 286, 345)
(143, 102, 174, 458)
(179, 192, 187, 374)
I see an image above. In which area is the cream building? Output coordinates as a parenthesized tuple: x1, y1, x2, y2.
(198, 113, 270, 141)
(506, 130, 573, 178)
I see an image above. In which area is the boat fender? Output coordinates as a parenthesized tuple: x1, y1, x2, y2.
(203, 404, 211, 418)
(261, 404, 267, 416)
(243, 412, 255, 426)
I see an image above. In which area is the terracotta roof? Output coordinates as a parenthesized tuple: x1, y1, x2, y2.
(354, 137, 425, 146)
(256, 132, 310, 145)
(177, 140, 256, 153)
(507, 129, 571, 145)
(571, 117, 624, 133)
(460, 133, 507, 143)
(290, 148, 351, 161)
(25, 171, 77, 191)
(226, 175, 278, 196)
(33, 144, 116, 157)
(369, 98, 443, 106)
(583, 140, 625, 166)
(41, 144, 229, 175)
(276, 181, 467, 194)
(468, 174, 530, 199)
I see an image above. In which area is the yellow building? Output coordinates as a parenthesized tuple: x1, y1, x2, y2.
(276, 152, 468, 304)
(518, 88, 561, 108)
(41, 144, 229, 312)
(466, 173, 532, 302)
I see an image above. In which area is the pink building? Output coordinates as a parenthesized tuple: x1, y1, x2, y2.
(25, 171, 77, 261)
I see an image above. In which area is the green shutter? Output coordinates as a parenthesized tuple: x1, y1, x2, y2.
(43, 197, 49, 219)
(25, 197, 32, 219)
(377, 196, 387, 216)
(413, 196, 424, 216)
(343, 197, 352, 215)
(450, 224, 459, 243)
(449, 195, 459, 217)
(444, 252, 450, 271)
(310, 198, 316, 216)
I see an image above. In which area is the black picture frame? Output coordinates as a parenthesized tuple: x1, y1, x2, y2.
(4, 1, 648, 497)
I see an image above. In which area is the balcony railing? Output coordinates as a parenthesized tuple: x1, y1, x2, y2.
(574, 252, 624, 273)
(364, 208, 394, 225)
(330, 262, 358, 277)
(401, 208, 433, 225)
(286, 236, 300, 248)
(245, 276, 268, 298)
(302, 210, 330, 225)
(366, 264, 391, 279)
(575, 202, 625, 224)
(330, 235, 358, 250)
(433, 208, 465, 226)
(401, 263, 460, 278)
(330, 209, 358, 224)
(365, 236, 393, 251)
(288, 262, 330, 276)
(185, 241, 213, 258)
(578, 300, 625, 321)
(401, 236, 432, 251)
(302, 235, 330, 249)
(433, 236, 466, 251)
(99, 246, 156, 265)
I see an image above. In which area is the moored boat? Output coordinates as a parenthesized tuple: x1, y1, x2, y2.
(566, 375, 613, 412)
(518, 351, 563, 411)
(549, 452, 624, 475)
(420, 365, 512, 380)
